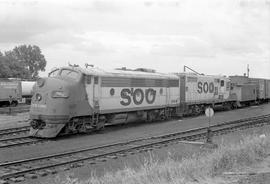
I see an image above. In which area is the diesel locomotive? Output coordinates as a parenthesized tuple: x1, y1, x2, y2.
(29, 65, 270, 138)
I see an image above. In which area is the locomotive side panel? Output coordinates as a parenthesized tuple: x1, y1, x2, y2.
(98, 77, 179, 114)
(168, 80, 180, 107)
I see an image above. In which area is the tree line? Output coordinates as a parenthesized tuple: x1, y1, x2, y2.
(0, 45, 47, 79)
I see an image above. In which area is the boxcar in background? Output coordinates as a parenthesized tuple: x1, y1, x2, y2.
(249, 78, 267, 102)
(230, 75, 270, 104)
(0, 78, 22, 106)
(265, 79, 270, 101)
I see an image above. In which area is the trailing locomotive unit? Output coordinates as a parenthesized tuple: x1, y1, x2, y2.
(29, 66, 180, 138)
(177, 73, 236, 115)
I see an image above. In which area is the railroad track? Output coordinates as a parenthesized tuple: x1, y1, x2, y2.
(0, 126, 30, 138)
(0, 126, 49, 149)
(0, 105, 30, 114)
(0, 114, 270, 183)
(0, 136, 46, 149)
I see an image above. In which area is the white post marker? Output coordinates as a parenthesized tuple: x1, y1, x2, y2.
(205, 107, 214, 143)
(205, 107, 214, 127)
(205, 107, 214, 119)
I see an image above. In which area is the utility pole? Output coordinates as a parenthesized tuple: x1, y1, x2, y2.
(247, 64, 250, 77)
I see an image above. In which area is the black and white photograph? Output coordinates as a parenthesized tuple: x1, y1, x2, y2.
(0, 0, 270, 183)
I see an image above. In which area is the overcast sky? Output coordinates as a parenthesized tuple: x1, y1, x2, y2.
(0, 0, 269, 78)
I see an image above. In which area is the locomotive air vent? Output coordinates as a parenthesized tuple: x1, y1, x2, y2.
(134, 68, 156, 73)
(115, 67, 133, 71)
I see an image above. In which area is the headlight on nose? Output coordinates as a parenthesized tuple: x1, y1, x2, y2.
(51, 91, 69, 98)
(36, 93, 42, 101)
(37, 78, 45, 87)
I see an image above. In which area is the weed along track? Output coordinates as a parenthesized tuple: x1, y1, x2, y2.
(0, 114, 270, 183)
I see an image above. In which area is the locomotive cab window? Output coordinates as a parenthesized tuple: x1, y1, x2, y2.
(60, 69, 79, 80)
(48, 69, 59, 77)
(220, 80, 224, 87)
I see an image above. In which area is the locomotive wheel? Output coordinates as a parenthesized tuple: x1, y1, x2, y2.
(147, 111, 156, 122)
(94, 116, 106, 131)
(231, 102, 238, 109)
(10, 101, 18, 107)
(225, 103, 232, 110)
(192, 105, 201, 116)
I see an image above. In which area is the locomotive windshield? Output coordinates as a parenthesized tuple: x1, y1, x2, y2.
(59, 69, 80, 80)
(48, 69, 59, 77)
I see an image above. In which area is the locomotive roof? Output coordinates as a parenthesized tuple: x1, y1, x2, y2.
(61, 66, 179, 79)
(177, 72, 228, 79)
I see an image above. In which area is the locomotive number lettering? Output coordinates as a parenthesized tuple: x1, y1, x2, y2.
(120, 88, 156, 106)
(197, 82, 214, 94)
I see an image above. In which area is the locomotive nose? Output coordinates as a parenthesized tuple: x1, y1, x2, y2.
(31, 77, 72, 109)
(29, 77, 73, 137)
(32, 78, 70, 103)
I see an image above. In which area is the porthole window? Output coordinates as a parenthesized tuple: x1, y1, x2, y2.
(110, 88, 115, 96)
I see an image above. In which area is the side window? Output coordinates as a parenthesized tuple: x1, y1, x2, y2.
(60, 69, 79, 80)
(85, 75, 91, 84)
(226, 82, 230, 90)
(94, 77, 99, 84)
(221, 80, 224, 87)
